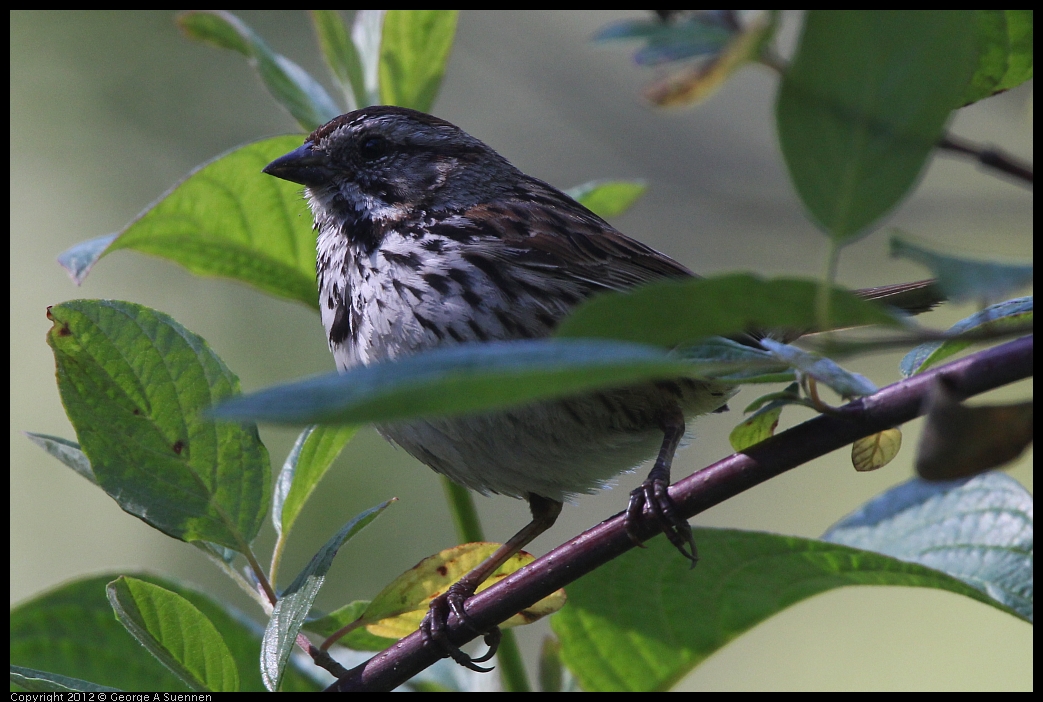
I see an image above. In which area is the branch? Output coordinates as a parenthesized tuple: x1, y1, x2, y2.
(938, 133, 1033, 187)
(327, 334, 1033, 691)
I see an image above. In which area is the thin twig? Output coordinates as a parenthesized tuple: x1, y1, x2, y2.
(938, 134, 1033, 187)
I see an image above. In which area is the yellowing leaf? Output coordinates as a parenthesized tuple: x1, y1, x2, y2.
(852, 428, 902, 472)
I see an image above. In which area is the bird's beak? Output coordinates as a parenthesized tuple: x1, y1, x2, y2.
(263, 142, 332, 187)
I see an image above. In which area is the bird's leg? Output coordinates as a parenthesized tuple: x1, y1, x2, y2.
(421, 493, 562, 672)
(625, 403, 698, 566)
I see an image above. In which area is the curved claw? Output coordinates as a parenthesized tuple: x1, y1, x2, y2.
(625, 477, 699, 568)
(419, 586, 501, 673)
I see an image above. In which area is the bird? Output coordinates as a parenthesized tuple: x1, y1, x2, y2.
(262, 105, 940, 669)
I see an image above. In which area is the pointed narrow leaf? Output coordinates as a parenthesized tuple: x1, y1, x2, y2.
(47, 300, 270, 550)
(262, 501, 392, 691)
(10, 666, 122, 693)
(107, 577, 239, 692)
(274, 424, 359, 539)
(900, 296, 1033, 377)
(823, 473, 1032, 621)
(554, 527, 1025, 692)
(213, 339, 702, 426)
(311, 10, 363, 110)
(57, 137, 319, 306)
(352, 10, 385, 107)
(24, 432, 95, 484)
(178, 10, 339, 131)
(891, 234, 1033, 303)
(379, 10, 458, 112)
(777, 11, 978, 240)
(760, 338, 878, 397)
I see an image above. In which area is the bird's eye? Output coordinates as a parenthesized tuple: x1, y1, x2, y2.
(358, 134, 390, 161)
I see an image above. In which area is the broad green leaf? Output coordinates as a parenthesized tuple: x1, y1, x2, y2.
(58, 137, 319, 308)
(759, 338, 878, 398)
(777, 11, 978, 241)
(823, 473, 1033, 621)
(10, 666, 122, 693)
(556, 275, 900, 348)
(107, 577, 239, 692)
(23, 432, 95, 484)
(362, 542, 566, 640)
(311, 10, 364, 110)
(47, 300, 270, 550)
(262, 501, 392, 691)
(213, 339, 708, 426)
(553, 526, 1025, 692)
(565, 180, 647, 219)
(178, 10, 339, 131)
(890, 233, 1033, 304)
(851, 428, 903, 472)
(379, 10, 458, 112)
(274, 424, 359, 540)
(10, 573, 318, 692)
(900, 296, 1033, 377)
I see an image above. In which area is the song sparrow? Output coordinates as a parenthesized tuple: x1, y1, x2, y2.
(263, 105, 938, 669)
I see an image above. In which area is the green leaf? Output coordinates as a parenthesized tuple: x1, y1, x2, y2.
(213, 339, 705, 426)
(261, 501, 392, 691)
(351, 10, 385, 107)
(47, 300, 270, 550)
(996, 10, 1033, 90)
(10, 666, 122, 693)
(57, 137, 319, 307)
(23, 432, 96, 484)
(777, 11, 978, 241)
(177, 10, 339, 131)
(900, 296, 1033, 377)
(728, 404, 783, 451)
(11, 573, 318, 692)
(759, 338, 878, 398)
(890, 233, 1033, 304)
(274, 424, 359, 541)
(106, 577, 240, 692)
(851, 428, 903, 472)
(556, 275, 900, 348)
(565, 180, 647, 219)
(823, 473, 1033, 621)
(311, 10, 365, 111)
(379, 10, 458, 112)
(553, 526, 1025, 691)
(963, 11, 1012, 104)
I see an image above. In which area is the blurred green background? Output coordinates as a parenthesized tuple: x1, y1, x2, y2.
(10, 11, 1032, 690)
